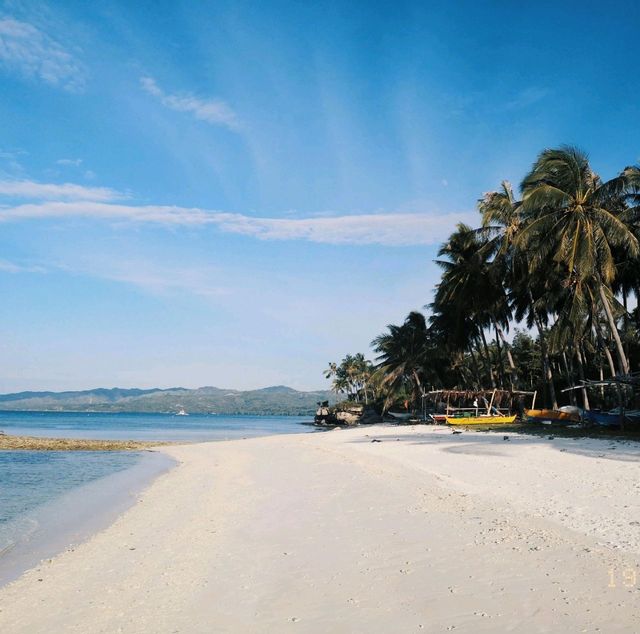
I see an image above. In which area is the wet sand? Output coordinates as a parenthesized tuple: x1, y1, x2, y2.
(0, 434, 172, 451)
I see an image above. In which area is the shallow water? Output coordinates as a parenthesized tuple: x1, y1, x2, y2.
(0, 412, 314, 585)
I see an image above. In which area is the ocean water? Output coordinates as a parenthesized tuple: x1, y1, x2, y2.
(0, 411, 313, 441)
(0, 412, 314, 585)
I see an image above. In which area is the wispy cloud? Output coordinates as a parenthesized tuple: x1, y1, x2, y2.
(0, 258, 45, 273)
(503, 87, 549, 111)
(0, 18, 85, 91)
(0, 194, 474, 246)
(214, 210, 475, 246)
(0, 180, 122, 201)
(56, 158, 83, 167)
(68, 260, 230, 298)
(140, 76, 239, 130)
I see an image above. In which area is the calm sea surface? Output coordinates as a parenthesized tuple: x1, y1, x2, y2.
(0, 411, 314, 584)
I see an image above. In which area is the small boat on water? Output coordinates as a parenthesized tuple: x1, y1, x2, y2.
(446, 414, 517, 425)
(524, 408, 581, 424)
(176, 408, 189, 416)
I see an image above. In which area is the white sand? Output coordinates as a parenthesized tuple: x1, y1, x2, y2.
(1, 425, 639, 632)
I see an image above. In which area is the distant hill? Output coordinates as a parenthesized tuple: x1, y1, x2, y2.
(0, 386, 337, 415)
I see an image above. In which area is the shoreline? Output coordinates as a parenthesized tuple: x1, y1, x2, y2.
(1, 425, 639, 631)
(0, 447, 176, 588)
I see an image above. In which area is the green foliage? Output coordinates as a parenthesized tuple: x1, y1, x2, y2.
(329, 147, 640, 412)
(324, 353, 376, 404)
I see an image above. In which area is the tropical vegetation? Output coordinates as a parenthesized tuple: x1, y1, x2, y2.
(327, 147, 640, 414)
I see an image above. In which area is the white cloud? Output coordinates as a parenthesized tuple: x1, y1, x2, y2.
(0, 18, 85, 91)
(213, 210, 476, 246)
(0, 180, 122, 201)
(0, 196, 474, 246)
(140, 76, 239, 130)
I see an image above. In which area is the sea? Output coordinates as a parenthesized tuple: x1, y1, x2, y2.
(0, 411, 314, 585)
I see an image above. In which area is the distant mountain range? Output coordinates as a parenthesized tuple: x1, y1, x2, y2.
(0, 386, 337, 416)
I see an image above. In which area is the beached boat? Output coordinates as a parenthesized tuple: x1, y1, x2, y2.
(524, 408, 580, 424)
(387, 411, 414, 421)
(428, 388, 534, 427)
(446, 414, 516, 425)
(584, 410, 622, 427)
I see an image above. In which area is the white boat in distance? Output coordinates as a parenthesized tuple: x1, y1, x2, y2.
(176, 408, 189, 416)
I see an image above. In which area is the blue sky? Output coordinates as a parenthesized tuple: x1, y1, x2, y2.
(1, 0, 639, 392)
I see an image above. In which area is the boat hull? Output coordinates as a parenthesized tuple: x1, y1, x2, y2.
(524, 409, 580, 424)
(585, 411, 622, 427)
(446, 415, 516, 426)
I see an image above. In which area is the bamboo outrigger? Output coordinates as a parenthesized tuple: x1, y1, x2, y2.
(559, 374, 640, 430)
(425, 389, 535, 426)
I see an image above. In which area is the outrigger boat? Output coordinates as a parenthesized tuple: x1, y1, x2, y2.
(524, 408, 581, 424)
(446, 413, 517, 425)
(424, 388, 534, 426)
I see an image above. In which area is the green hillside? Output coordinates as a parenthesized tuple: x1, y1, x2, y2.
(0, 385, 336, 415)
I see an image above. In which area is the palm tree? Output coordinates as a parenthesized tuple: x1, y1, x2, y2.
(325, 354, 375, 403)
(519, 147, 639, 376)
(434, 223, 517, 388)
(372, 311, 429, 411)
(479, 181, 558, 407)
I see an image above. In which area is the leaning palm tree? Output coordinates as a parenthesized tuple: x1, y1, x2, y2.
(518, 147, 639, 376)
(372, 311, 429, 412)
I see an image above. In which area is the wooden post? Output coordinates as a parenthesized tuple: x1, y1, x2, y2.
(487, 389, 496, 415)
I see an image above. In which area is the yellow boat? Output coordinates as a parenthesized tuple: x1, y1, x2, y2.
(524, 409, 580, 424)
(446, 414, 517, 425)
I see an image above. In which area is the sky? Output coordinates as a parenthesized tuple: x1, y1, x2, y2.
(1, 0, 639, 392)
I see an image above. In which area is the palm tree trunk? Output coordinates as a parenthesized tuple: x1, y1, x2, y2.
(599, 365, 605, 403)
(598, 283, 630, 375)
(595, 323, 617, 378)
(534, 317, 557, 409)
(595, 322, 625, 429)
(575, 345, 590, 410)
(493, 324, 505, 388)
(411, 369, 422, 412)
(468, 347, 481, 390)
(622, 286, 631, 365)
(562, 351, 578, 407)
(527, 290, 557, 408)
(478, 329, 496, 388)
(493, 320, 517, 388)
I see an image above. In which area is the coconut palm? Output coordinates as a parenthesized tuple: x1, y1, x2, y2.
(479, 181, 558, 407)
(372, 311, 429, 411)
(519, 147, 639, 375)
(434, 223, 517, 388)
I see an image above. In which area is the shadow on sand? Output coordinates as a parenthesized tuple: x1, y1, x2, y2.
(349, 424, 640, 463)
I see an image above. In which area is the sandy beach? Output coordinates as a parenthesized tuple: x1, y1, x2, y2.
(1, 425, 639, 633)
